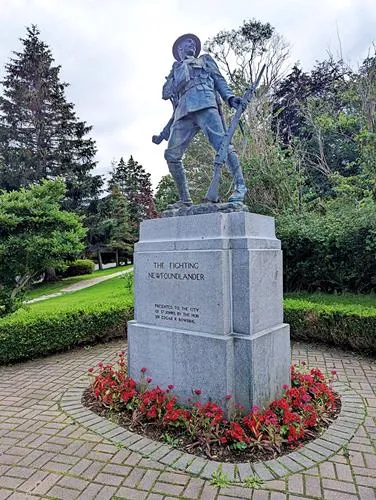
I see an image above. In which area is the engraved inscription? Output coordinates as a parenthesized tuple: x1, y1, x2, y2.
(154, 304, 200, 324)
(148, 260, 205, 281)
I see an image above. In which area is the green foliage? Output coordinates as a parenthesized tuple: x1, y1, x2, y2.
(122, 272, 134, 294)
(108, 156, 157, 242)
(210, 468, 232, 487)
(277, 197, 376, 292)
(244, 476, 264, 489)
(0, 180, 86, 315)
(0, 277, 133, 364)
(26, 265, 131, 300)
(0, 25, 102, 211)
(284, 296, 376, 355)
(154, 174, 178, 212)
(86, 187, 133, 264)
(0, 303, 132, 364)
(64, 259, 95, 277)
(241, 134, 304, 215)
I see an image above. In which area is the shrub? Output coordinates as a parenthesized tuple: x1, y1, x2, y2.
(64, 259, 95, 277)
(0, 302, 133, 364)
(277, 199, 376, 292)
(0, 276, 133, 364)
(284, 297, 376, 355)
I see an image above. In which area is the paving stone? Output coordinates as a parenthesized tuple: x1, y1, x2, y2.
(334, 463, 353, 482)
(121, 468, 146, 488)
(196, 481, 218, 500)
(60, 474, 91, 493)
(136, 469, 160, 491)
(319, 461, 336, 478)
(152, 481, 185, 496)
(185, 456, 208, 475)
(93, 484, 117, 500)
(263, 479, 286, 491)
(182, 477, 205, 499)
(235, 462, 253, 482)
(276, 455, 304, 473)
(322, 478, 357, 493)
(172, 453, 195, 471)
(265, 459, 290, 478)
(287, 451, 316, 469)
(46, 485, 78, 499)
(252, 462, 275, 481)
(220, 483, 256, 498)
(114, 486, 148, 499)
(357, 486, 376, 500)
(158, 471, 189, 485)
(288, 474, 304, 494)
(252, 491, 269, 500)
(76, 482, 103, 500)
(4, 467, 34, 479)
(322, 490, 358, 500)
(1, 339, 375, 500)
(102, 463, 132, 477)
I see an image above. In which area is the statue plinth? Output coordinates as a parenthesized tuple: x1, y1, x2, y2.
(128, 211, 290, 413)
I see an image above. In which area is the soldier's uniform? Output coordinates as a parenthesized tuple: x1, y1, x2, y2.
(161, 35, 246, 206)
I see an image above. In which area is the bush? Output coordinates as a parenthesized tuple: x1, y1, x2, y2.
(284, 297, 376, 355)
(0, 276, 134, 364)
(277, 199, 376, 292)
(64, 259, 95, 277)
(0, 302, 133, 364)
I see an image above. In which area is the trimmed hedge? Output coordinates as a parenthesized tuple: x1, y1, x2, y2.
(0, 302, 133, 365)
(64, 259, 95, 277)
(277, 201, 376, 293)
(284, 297, 376, 355)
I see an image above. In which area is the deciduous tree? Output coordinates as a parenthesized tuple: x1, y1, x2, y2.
(0, 179, 86, 315)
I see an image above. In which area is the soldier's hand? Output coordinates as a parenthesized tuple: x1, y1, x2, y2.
(152, 134, 163, 145)
(229, 96, 246, 111)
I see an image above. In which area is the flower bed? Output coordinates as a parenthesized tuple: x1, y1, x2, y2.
(83, 353, 340, 462)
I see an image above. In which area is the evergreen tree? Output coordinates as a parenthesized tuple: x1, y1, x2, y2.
(87, 187, 132, 268)
(0, 25, 102, 211)
(108, 156, 157, 242)
(155, 174, 178, 211)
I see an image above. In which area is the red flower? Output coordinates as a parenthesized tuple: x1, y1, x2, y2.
(140, 367, 147, 373)
(168, 384, 175, 390)
(194, 389, 202, 396)
(147, 377, 152, 383)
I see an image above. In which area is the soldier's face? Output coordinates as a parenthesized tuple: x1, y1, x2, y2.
(178, 38, 196, 59)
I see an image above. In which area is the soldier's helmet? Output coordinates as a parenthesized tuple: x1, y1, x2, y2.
(172, 34, 201, 61)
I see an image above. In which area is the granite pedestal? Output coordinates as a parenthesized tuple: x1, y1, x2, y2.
(128, 211, 290, 412)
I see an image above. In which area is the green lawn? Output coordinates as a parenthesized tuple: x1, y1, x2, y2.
(25, 265, 132, 300)
(16, 275, 133, 317)
(285, 291, 376, 310)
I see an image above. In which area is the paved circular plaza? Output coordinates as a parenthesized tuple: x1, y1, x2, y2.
(0, 339, 375, 499)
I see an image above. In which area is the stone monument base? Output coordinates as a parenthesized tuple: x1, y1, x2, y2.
(128, 323, 290, 411)
(128, 211, 290, 412)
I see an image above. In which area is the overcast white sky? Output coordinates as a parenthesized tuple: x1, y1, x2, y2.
(0, 0, 375, 188)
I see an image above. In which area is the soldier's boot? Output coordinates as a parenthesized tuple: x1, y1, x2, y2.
(167, 161, 193, 209)
(226, 147, 247, 203)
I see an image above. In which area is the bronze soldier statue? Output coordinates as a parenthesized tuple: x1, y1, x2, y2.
(152, 33, 247, 208)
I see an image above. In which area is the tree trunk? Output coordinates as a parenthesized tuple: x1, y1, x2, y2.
(115, 249, 119, 267)
(98, 250, 103, 270)
(44, 267, 57, 282)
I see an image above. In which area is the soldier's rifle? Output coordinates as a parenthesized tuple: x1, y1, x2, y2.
(204, 64, 266, 203)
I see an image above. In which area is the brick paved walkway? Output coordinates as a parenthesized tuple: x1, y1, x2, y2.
(0, 340, 375, 499)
